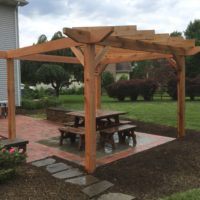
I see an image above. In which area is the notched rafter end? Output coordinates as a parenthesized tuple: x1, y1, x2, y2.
(63, 27, 114, 44)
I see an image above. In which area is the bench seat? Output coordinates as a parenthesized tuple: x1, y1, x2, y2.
(119, 120, 132, 125)
(63, 121, 75, 127)
(58, 126, 85, 150)
(100, 124, 137, 149)
(0, 138, 29, 153)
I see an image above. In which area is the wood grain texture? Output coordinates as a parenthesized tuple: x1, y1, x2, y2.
(7, 59, 16, 139)
(84, 44, 96, 173)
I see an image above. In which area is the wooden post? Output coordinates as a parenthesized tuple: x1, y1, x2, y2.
(174, 55, 185, 138)
(84, 44, 96, 173)
(95, 75, 101, 110)
(7, 59, 16, 139)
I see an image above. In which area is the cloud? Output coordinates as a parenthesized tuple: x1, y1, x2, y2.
(18, 0, 200, 47)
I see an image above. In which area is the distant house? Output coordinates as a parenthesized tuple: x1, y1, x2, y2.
(0, 0, 28, 106)
(105, 62, 132, 81)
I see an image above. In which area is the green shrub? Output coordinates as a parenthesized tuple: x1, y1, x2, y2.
(21, 97, 61, 110)
(140, 80, 158, 101)
(22, 85, 49, 99)
(167, 76, 200, 100)
(0, 147, 26, 168)
(118, 74, 128, 81)
(101, 71, 115, 91)
(76, 86, 84, 95)
(106, 79, 157, 101)
(0, 146, 26, 183)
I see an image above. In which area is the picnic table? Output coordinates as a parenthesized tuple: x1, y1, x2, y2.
(58, 110, 137, 150)
(67, 110, 127, 129)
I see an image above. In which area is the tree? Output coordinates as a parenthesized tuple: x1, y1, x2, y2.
(21, 34, 48, 85)
(185, 19, 200, 77)
(118, 74, 128, 81)
(36, 64, 69, 96)
(170, 31, 182, 37)
(21, 31, 84, 88)
(130, 60, 152, 79)
(101, 71, 115, 92)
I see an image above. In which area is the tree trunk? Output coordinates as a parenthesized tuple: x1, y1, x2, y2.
(55, 87, 60, 97)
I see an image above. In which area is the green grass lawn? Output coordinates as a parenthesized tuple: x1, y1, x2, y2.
(58, 95, 200, 131)
(160, 188, 200, 200)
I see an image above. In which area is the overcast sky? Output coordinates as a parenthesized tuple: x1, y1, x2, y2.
(18, 0, 200, 47)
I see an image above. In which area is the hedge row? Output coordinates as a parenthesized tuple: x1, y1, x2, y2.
(21, 98, 60, 110)
(106, 79, 158, 101)
(167, 77, 200, 100)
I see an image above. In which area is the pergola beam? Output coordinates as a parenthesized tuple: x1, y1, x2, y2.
(100, 53, 173, 66)
(186, 46, 200, 56)
(95, 46, 109, 67)
(7, 38, 81, 58)
(19, 54, 80, 64)
(99, 36, 187, 55)
(71, 47, 84, 66)
(73, 25, 137, 36)
(63, 27, 114, 43)
(0, 50, 7, 58)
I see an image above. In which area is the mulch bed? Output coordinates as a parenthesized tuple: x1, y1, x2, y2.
(1, 120, 200, 200)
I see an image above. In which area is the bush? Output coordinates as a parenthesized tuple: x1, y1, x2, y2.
(167, 76, 200, 100)
(61, 86, 84, 95)
(140, 80, 158, 101)
(0, 147, 26, 168)
(22, 85, 49, 99)
(186, 77, 200, 100)
(0, 146, 26, 183)
(21, 97, 60, 110)
(101, 71, 115, 92)
(118, 74, 128, 81)
(106, 79, 157, 101)
(167, 77, 177, 100)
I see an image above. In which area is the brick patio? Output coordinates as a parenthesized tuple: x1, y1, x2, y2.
(0, 115, 175, 166)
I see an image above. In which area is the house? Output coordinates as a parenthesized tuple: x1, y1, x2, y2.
(105, 62, 132, 81)
(0, 0, 28, 106)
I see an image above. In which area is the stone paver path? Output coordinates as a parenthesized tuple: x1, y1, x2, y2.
(31, 157, 136, 199)
(66, 175, 99, 186)
(46, 162, 71, 173)
(32, 158, 56, 167)
(52, 168, 84, 179)
(82, 180, 113, 198)
(97, 192, 136, 200)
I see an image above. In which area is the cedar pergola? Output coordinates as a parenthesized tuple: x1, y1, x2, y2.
(0, 25, 200, 173)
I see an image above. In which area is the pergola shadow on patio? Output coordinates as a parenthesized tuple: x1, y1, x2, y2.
(0, 25, 200, 172)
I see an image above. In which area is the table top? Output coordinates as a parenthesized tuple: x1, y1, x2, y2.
(66, 110, 127, 119)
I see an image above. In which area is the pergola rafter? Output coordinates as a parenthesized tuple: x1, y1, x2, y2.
(6, 37, 81, 58)
(1, 25, 200, 173)
(19, 54, 80, 64)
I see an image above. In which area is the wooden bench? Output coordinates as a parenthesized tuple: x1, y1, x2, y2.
(100, 124, 137, 149)
(63, 121, 75, 127)
(0, 138, 29, 153)
(119, 120, 132, 125)
(58, 126, 85, 150)
(98, 119, 131, 128)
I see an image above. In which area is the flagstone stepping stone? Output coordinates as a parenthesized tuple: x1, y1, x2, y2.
(46, 162, 71, 173)
(32, 158, 56, 167)
(65, 175, 99, 186)
(97, 192, 136, 200)
(52, 168, 84, 179)
(82, 180, 113, 198)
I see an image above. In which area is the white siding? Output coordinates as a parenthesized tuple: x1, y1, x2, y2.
(0, 4, 21, 106)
